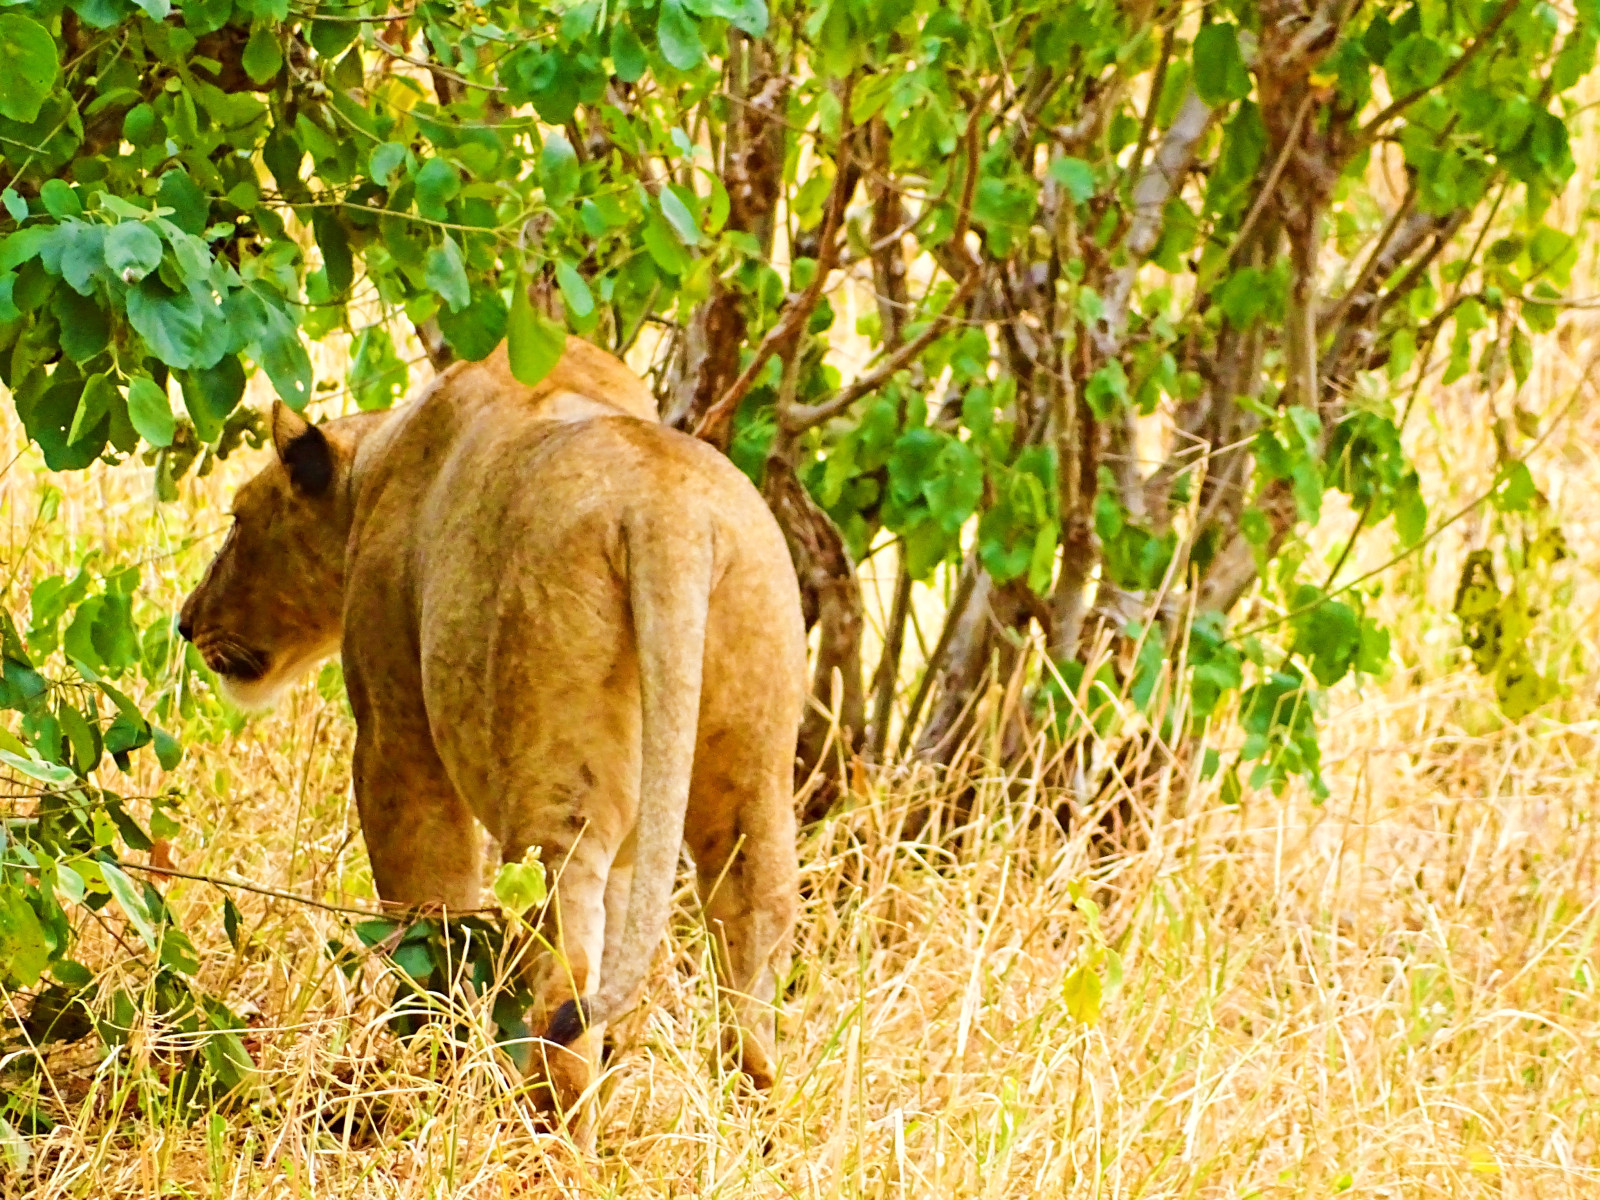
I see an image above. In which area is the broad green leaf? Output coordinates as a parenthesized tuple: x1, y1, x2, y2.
(1085, 362, 1128, 418)
(609, 21, 647, 83)
(660, 186, 704, 246)
(0, 15, 58, 124)
(1193, 23, 1251, 106)
(312, 211, 352, 293)
(437, 289, 508, 361)
(68, 372, 115, 444)
(0, 893, 49, 988)
(242, 24, 282, 83)
(179, 355, 246, 441)
(657, 0, 705, 71)
(369, 141, 408, 187)
(126, 279, 227, 371)
(540, 133, 580, 208)
(252, 295, 314, 409)
(1049, 156, 1096, 203)
(424, 236, 471, 312)
(40, 179, 80, 219)
(0, 749, 75, 786)
(126, 375, 176, 448)
(685, 0, 768, 36)
(507, 274, 566, 386)
(155, 168, 209, 236)
(104, 222, 164, 283)
(555, 260, 595, 318)
(153, 728, 182, 770)
(100, 862, 158, 949)
(413, 157, 461, 220)
(348, 326, 407, 411)
(1062, 963, 1102, 1025)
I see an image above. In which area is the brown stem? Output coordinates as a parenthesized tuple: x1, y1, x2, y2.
(867, 561, 914, 762)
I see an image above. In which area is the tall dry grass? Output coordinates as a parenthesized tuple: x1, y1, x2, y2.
(4, 344, 1600, 1198)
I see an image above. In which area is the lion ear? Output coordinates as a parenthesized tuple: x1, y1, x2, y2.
(271, 401, 334, 496)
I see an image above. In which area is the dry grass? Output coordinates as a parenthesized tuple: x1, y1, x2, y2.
(4, 361, 1600, 1198)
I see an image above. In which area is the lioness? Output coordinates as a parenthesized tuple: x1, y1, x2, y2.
(178, 336, 807, 1131)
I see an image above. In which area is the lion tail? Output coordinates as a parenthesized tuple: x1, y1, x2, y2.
(543, 510, 712, 1048)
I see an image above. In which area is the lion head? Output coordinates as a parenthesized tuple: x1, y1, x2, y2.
(178, 404, 379, 709)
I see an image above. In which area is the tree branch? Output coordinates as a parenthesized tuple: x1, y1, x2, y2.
(1092, 90, 1215, 359)
(779, 83, 995, 433)
(691, 85, 858, 444)
(1356, 0, 1523, 146)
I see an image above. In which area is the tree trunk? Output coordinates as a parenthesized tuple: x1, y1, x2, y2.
(762, 451, 865, 814)
(663, 35, 788, 437)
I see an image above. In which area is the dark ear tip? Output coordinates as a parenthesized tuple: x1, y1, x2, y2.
(543, 997, 593, 1047)
(282, 424, 334, 496)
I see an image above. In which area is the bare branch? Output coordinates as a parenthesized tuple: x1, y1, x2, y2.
(1092, 90, 1215, 358)
(778, 82, 996, 434)
(691, 87, 858, 444)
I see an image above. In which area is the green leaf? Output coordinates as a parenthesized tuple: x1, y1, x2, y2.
(1492, 460, 1538, 512)
(126, 375, 175, 448)
(126, 279, 227, 371)
(100, 862, 158, 949)
(312, 211, 352, 293)
(0, 15, 58, 124)
(507, 274, 566, 387)
(1085, 362, 1128, 418)
(40, 179, 81, 219)
(130, 0, 171, 18)
(348, 326, 407, 411)
(69, 372, 115, 444)
(1, 188, 26, 221)
(1193, 23, 1251, 106)
(539, 133, 580, 208)
(1062, 963, 1102, 1025)
(657, 0, 705, 71)
(156, 169, 210, 237)
(423, 235, 471, 313)
(103, 222, 164, 284)
(609, 21, 647, 84)
(0, 893, 49, 988)
(242, 23, 282, 83)
(437, 289, 507, 361)
(1049, 156, 1096, 204)
(153, 728, 182, 770)
(0, 749, 75, 786)
(555, 260, 595, 318)
(493, 850, 547, 917)
(659, 186, 704, 246)
(252, 295, 314, 409)
(369, 141, 407, 188)
(685, 0, 768, 36)
(413, 157, 460, 221)
(179, 355, 246, 441)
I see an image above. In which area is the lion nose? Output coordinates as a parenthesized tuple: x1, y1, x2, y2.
(178, 617, 195, 642)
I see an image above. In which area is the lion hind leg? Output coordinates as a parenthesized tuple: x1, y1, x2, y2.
(526, 836, 611, 1144)
(693, 802, 799, 1092)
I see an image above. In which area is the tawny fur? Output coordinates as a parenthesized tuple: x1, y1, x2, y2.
(179, 337, 807, 1138)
